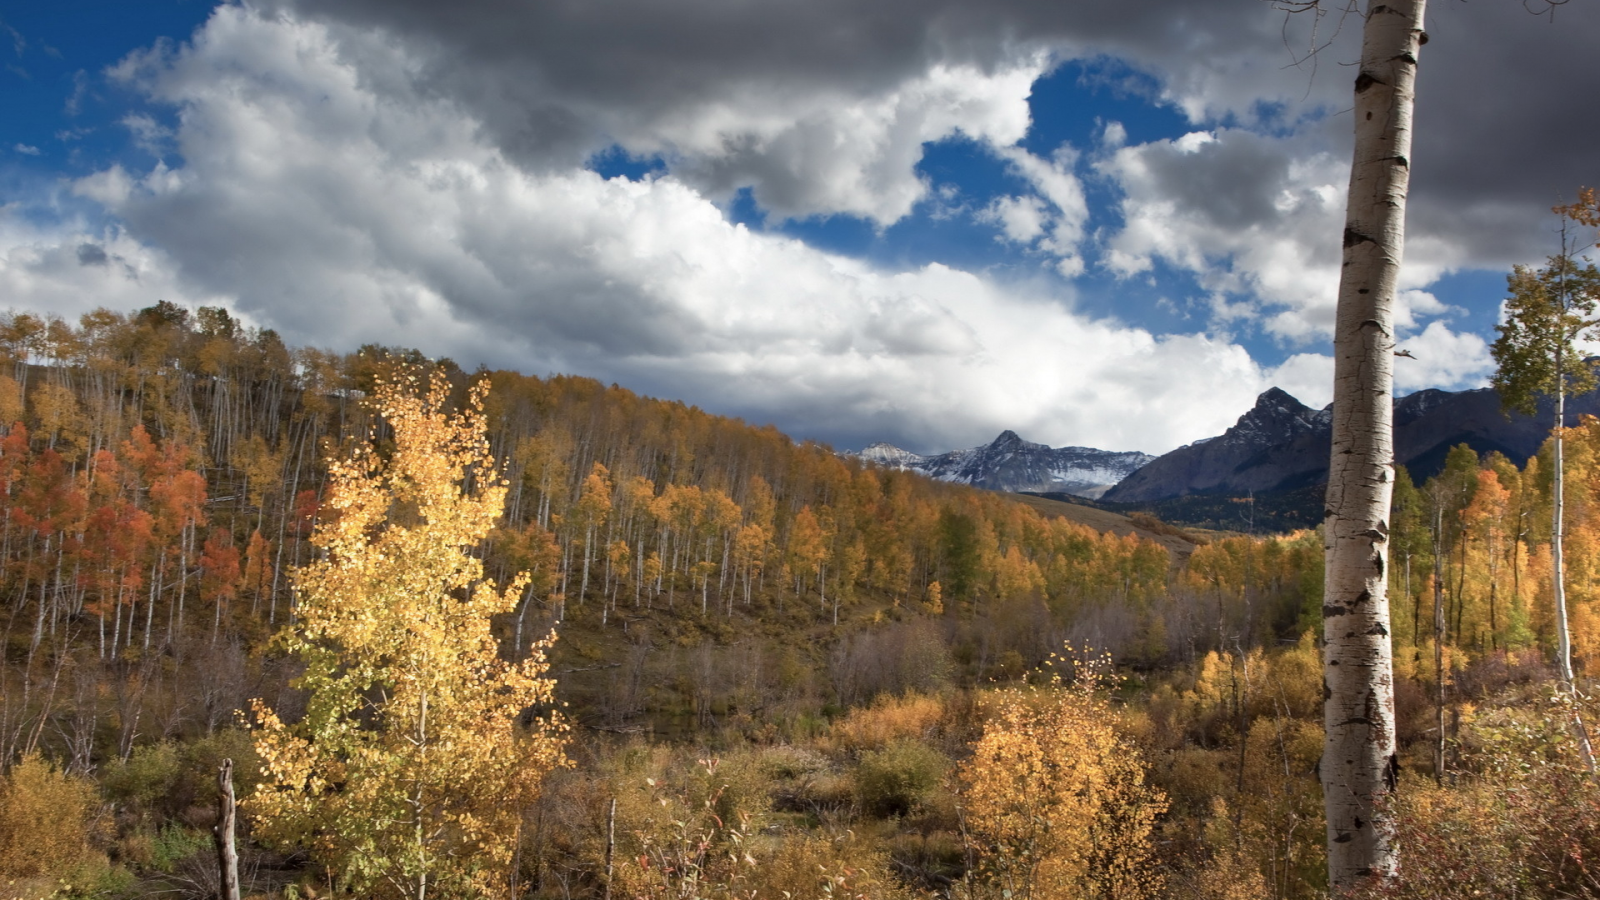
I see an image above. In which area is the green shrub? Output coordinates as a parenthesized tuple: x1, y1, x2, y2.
(854, 740, 946, 818)
(101, 742, 181, 821)
(102, 732, 262, 825)
(181, 728, 264, 805)
(149, 825, 210, 874)
(60, 853, 136, 899)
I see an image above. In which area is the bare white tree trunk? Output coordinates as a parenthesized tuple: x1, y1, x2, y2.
(1551, 366, 1597, 770)
(1555, 373, 1571, 677)
(1322, 0, 1425, 889)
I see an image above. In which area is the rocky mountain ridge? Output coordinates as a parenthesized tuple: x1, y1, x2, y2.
(855, 430, 1154, 498)
(1103, 384, 1600, 505)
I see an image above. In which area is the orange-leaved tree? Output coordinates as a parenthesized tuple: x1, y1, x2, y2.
(248, 374, 568, 900)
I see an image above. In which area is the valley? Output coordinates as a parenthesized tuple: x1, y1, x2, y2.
(0, 303, 1595, 900)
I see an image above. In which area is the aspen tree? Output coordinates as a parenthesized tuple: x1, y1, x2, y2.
(787, 505, 828, 609)
(1490, 242, 1600, 771)
(1461, 468, 1511, 650)
(248, 375, 568, 900)
(959, 652, 1167, 900)
(574, 462, 612, 606)
(1318, 0, 1426, 887)
(199, 528, 241, 644)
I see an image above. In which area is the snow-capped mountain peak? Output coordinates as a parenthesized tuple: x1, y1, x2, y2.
(849, 432, 1154, 499)
(857, 442, 928, 468)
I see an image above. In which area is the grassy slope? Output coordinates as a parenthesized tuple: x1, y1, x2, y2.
(1008, 492, 1205, 561)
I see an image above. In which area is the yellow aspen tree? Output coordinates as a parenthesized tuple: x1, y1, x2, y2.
(233, 434, 284, 512)
(1492, 234, 1600, 772)
(1461, 468, 1511, 649)
(247, 374, 568, 900)
(242, 529, 274, 618)
(732, 522, 769, 607)
(787, 505, 828, 605)
(701, 488, 741, 613)
(605, 538, 630, 623)
(959, 652, 1167, 900)
(0, 373, 21, 429)
(573, 461, 613, 606)
(29, 381, 89, 457)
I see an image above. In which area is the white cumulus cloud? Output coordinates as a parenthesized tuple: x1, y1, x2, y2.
(1098, 127, 1475, 345)
(0, 5, 1296, 454)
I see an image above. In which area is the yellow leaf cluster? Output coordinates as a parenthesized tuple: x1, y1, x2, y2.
(247, 374, 569, 900)
(0, 753, 94, 880)
(958, 654, 1167, 900)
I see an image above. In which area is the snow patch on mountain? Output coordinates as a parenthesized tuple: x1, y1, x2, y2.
(849, 430, 1155, 498)
(858, 442, 929, 468)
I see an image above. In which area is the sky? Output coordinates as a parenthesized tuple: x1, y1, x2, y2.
(0, 0, 1596, 457)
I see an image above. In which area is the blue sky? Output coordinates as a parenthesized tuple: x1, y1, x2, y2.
(1, 0, 1594, 455)
(3, 2, 204, 173)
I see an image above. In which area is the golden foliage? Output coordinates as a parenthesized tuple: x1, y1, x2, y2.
(231, 434, 283, 510)
(748, 832, 914, 900)
(1190, 839, 1271, 900)
(28, 382, 88, 457)
(247, 375, 569, 900)
(0, 753, 95, 880)
(830, 692, 946, 754)
(958, 654, 1168, 900)
(0, 375, 21, 430)
(1227, 719, 1326, 897)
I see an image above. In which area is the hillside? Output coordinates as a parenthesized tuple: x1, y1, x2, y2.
(0, 302, 1198, 734)
(1008, 492, 1206, 561)
(1, 302, 1597, 900)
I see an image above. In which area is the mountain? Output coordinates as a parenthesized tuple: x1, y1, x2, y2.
(856, 430, 1154, 498)
(1103, 384, 1600, 505)
(1102, 388, 1331, 503)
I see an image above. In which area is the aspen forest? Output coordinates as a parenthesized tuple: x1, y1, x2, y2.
(1, 301, 1599, 900)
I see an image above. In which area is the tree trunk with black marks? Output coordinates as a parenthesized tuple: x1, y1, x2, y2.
(1322, 0, 1425, 889)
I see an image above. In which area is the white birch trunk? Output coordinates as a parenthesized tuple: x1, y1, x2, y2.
(1552, 371, 1597, 769)
(1322, 0, 1425, 888)
(1555, 375, 1570, 682)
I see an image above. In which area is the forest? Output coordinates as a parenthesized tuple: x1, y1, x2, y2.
(0, 301, 1597, 900)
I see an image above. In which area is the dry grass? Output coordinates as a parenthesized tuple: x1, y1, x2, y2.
(829, 692, 947, 755)
(1008, 494, 1203, 561)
